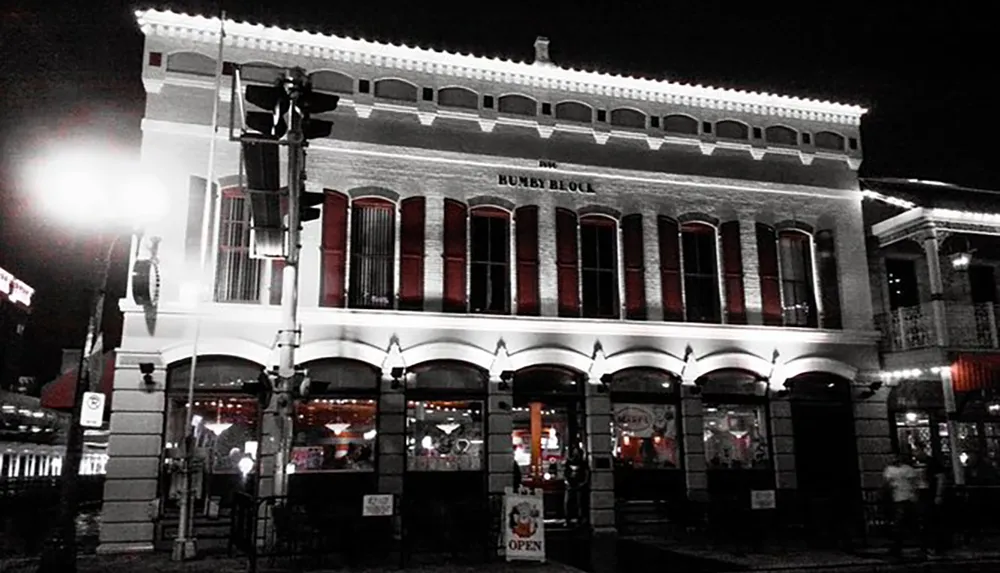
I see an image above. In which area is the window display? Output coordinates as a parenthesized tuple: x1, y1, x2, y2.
(703, 404, 769, 469)
(511, 406, 569, 481)
(612, 403, 678, 469)
(164, 396, 259, 474)
(291, 398, 377, 472)
(895, 411, 933, 460)
(407, 400, 484, 471)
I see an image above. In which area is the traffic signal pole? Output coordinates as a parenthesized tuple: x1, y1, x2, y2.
(272, 72, 305, 500)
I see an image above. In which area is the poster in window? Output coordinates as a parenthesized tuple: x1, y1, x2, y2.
(614, 404, 675, 438)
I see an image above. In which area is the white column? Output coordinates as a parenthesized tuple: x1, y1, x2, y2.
(922, 233, 949, 347)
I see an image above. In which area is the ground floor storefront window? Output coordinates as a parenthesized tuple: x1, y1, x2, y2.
(406, 400, 484, 471)
(292, 398, 377, 472)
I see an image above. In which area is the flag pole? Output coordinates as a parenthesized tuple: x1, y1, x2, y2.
(174, 7, 226, 562)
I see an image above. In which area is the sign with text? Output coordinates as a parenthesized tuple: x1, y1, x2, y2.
(497, 173, 595, 194)
(80, 392, 106, 428)
(0, 265, 34, 308)
(751, 489, 776, 510)
(503, 491, 546, 562)
(362, 494, 394, 517)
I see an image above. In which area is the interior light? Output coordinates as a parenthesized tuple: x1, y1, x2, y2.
(204, 422, 233, 436)
(421, 435, 434, 449)
(905, 412, 918, 423)
(363, 429, 377, 440)
(325, 423, 351, 435)
(436, 423, 461, 435)
(238, 455, 254, 476)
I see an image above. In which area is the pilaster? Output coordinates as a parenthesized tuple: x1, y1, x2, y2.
(642, 208, 663, 321)
(769, 395, 796, 490)
(377, 374, 405, 496)
(739, 212, 763, 325)
(487, 375, 514, 493)
(852, 377, 892, 490)
(424, 197, 444, 312)
(680, 386, 707, 501)
(584, 379, 615, 532)
(538, 202, 558, 317)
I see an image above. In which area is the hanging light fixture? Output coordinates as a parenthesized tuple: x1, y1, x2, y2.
(325, 423, 351, 435)
(204, 422, 233, 436)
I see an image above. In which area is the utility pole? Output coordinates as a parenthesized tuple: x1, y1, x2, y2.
(272, 69, 305, 499)
(238, 66, 338, 500)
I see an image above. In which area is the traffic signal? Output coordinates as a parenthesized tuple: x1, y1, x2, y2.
(244, 83, 290, 139)
(295, 372, 330, 402)
(242, 371, 276, 407)
(299, 188, 324, 223)
(297, 80, 339, 141)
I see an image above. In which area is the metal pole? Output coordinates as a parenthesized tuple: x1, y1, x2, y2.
(38, 235, 119, 573)
(272, 70, 304, 500)
(174, 10, 226, 561)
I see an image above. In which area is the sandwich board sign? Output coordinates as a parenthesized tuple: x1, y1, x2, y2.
(502, 487, 545, 562)
(80, 392, 106, 428)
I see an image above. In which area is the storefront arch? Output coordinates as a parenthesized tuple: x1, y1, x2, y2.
(606, 349, 685, 378)
(696, 351, 771, 381)
(403, 342, 494, 373)
(296, 340, 385, 370)
(509, 347, 592, 373)
(160, 339, 270, 368)
(781, 357, 858, 384)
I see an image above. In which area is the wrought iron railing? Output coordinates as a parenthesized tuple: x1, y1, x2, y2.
(876, 301, 1000, 352)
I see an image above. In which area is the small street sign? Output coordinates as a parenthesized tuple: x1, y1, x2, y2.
(80, 392, 106, 428)
(751, 489, 777, 510)
(362, 494, 393, 517)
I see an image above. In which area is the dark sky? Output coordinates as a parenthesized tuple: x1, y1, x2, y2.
(0, 1, 993, 382)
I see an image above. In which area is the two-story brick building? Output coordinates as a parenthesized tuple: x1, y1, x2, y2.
(99, 8, 886, 555)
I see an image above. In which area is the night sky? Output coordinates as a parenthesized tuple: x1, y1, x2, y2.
(0, 1, 994, 383)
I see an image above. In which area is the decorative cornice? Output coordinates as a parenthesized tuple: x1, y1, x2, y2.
(135, 9, 867, 126)
(140, 117, 863, 201)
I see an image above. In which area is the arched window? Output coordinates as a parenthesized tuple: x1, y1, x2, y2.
(469, 207, 510, 314)
(374, 79, 418, 102)
(348, 198, 396, 309)
(765, 126, 798, 146)
(215, 186, 263, 303)
(310, 70, 355, 94)
(778, 230, 817, 327)
(610, 108, 646, 129)
(497, 94, 537, 116)
(664, 115, 699, 135)
(580, 215, 619, 318)
(716, 120, 749, 140)
(437, 87, 479, 110)
(555, 101, 593, 123)
(681, 222, 721, 323)
(815, 131, 845, 151)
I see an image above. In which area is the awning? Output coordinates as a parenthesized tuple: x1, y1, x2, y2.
(950, 354, 1000, 393)
(40, 351, 116, 410)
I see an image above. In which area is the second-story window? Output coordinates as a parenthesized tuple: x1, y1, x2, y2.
(348, 199, 395, 309)
(580, 216, 618, 319)
(469, 208, 510, 313)
(885, 258, 918, 310)
(682, 223, 721, 323)
(778, 231, 817, 327)
(215, 188, 262, 303)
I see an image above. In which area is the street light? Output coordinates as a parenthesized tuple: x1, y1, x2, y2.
(21, 141, 166, 573)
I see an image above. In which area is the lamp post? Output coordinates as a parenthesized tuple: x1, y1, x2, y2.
(21, 141, 167, 573)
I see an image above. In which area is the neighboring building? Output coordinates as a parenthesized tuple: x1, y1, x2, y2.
(102, 9, 885, 554)
(864, 178, 1000, 486)
(0, 265, 33, 394)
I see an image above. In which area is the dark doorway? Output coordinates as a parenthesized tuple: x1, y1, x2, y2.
(789, 373, 861, 546)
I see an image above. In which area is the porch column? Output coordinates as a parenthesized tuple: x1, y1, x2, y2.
(99, 358, 164, 555)
(922, 232, 964, 484)
(680, 385, 707, 502)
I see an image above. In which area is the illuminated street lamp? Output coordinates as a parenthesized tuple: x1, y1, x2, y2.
(22, 140, 166, 573)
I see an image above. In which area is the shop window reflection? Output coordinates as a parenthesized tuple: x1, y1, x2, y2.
(406, 400, 484, 471)
(512, 406, 570, 482)
(292, 399, 376, 472)
(895, 411, 933, 460)
(164, 396, 259, 474)
(703, 404, 770, 469)
(612, 403, 678, 469)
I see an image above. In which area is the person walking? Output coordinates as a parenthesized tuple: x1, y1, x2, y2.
(883, 454, 919, 558)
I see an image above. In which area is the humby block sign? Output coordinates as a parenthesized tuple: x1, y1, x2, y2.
(0, 265, 34, 308)
(503, 491, 545, 562)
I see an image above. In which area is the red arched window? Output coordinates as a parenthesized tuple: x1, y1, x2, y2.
(621, 214, 646, 320)
(398, 197, 426, 311)
(348, 198, 396, 309)
(580, 215, 619, 319)
(515, 206, 540, 316)
(778, 230, 817, 327)
(681, 222, 720, 323)
(469, 206, 510, 314)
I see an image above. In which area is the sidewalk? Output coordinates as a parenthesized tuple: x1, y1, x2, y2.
(0, 554, 586, 573)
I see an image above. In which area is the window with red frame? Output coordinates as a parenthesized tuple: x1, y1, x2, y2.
(778, 231, 817, 327)
(469, 208, 510, 314)
(348, 199, 396, 309)
(681, 223, 721, 323)
(214, 188, 262, 303)
(580, 216, 619, 319)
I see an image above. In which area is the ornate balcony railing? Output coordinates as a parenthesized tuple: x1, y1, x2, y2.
(875, 301, 1000, 352)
